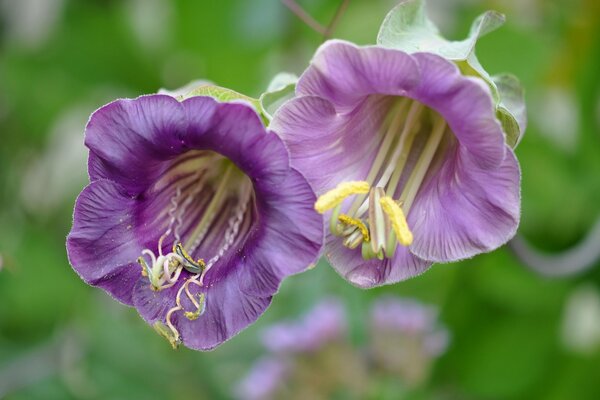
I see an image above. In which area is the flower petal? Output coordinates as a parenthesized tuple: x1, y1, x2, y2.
(132, 260, 272, 351)
(86, 95, 187, 193)
(410, 52, 506, 169)
(182, 97, 290, 185)
(409, 146, 521, 262)
(238, 168, 324, 296)
(297, 40, 419, 110)
(66, 179, 143, 305)
(326, 237, 432, 288)
(271, 95, 392, 195)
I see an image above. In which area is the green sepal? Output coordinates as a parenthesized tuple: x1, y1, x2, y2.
(377, 0, 525, 147)
(493, 74, 526, 148)
(259, 72, 298, 122)
(186, 85, 261, 110)
(178, 84, 269, 125)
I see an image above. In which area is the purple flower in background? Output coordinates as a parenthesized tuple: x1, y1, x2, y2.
(66, 94, 323, 350)
(234, 356, 289, 400)
(371, 296, 449, 357)
(261, 298, 347, 353)
(369, 296, 450, 386)
(272, 40, 521, 288)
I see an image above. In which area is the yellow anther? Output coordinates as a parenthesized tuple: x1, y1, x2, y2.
(379, 196, 413, 246)
(338, 214, 370, 243)
(174, 243, 206, 273)
(137, 256, 149, 277)
(314, 181, 370, 213)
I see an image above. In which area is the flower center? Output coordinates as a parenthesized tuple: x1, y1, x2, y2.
(315, 98, 449, 260)
(136, 151, 255, 347)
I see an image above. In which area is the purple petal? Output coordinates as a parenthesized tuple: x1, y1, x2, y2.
(326, 236, 432, 288)
(271, 95, 395, 196)
(238, 168, 324, 296)
(86, 95, 187, 193)
(132, 262, 272, 351)
(66, 179, 144, 305)
(298, 40, 419, 111)
(182, 97, 290, 185)
(409, 146, 521, 262)
(411, 52, 506, 169)
(131, 167, 323, 350)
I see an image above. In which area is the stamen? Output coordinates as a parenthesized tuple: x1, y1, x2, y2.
(153, 321, 180, 349)
(184, 292, 206, 321)
(355, 101, 424, 218)
(173, 243, 206, 273)
(375, 101, 423, 189)
(137, 256, 150, 277)
(338, 214, 370, 242)
(399, 115, 446, 213)
(314, 181, 370, 213)
(379, 196, 413, 246)
(200, 180, 252, 278)
(185, 164, 235, 250)
(347, 98, 409, 217)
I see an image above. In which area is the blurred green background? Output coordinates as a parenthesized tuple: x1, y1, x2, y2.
(1, 0, 600, 399)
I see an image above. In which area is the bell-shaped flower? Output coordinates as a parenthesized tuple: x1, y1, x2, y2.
(67, 93, 323, 350)
(271, 40, 521, 287)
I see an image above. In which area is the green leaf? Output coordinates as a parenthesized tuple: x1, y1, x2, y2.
(377, 0, 525, 148)
(259, 72, 298, 121)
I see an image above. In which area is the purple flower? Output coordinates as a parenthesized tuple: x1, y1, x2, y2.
(370, 296, 449, 357)
(260, 298, 347, 353)
(66, 94, 323, 350)
(271, 40, 521, 288)
(369, 296, 450, 385)
(234, 356, 289, 400)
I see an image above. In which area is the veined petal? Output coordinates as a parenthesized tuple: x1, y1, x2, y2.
(86, 95, 187, 193)
(271, 94, 393, 196)
(182, 97, 290, 185)
(132, 264, 271, 351)
(298, 40, 420, 111)
(411, 52, 506, 169)
(239, 168, 324, 296)
(409, 146, 521, 262)
(66, 179, 145, 305)
(326, 236, 431, 288)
